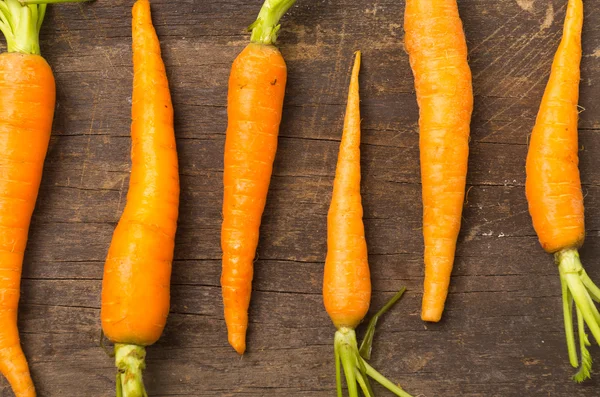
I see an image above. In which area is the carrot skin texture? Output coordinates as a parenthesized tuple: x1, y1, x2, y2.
(325, 53, 413, 397)
(221, 42, 287, 354)
(404, 0, 473, 322)
(323, 52, 371, 331)
(526, 0, 584, 254)
(101, 0, 179, 347)
(0, 53, 54, 397)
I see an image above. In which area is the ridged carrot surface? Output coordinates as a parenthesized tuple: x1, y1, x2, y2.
(324, 52, 413, 397)
(323, 53, 370, 331)
(101, 0, 178, 394)
(526, 0, 584, 254)
(525, 0, 597, 383)
(0, 0, 90, 394)
(221, 0, 294, 355)
(404, 0, 473, 322)
(101, 0, 178, 347)
(0, 52, 54, 397)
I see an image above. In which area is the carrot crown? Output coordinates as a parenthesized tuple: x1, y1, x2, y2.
(0, 0, 89, 55)
(248, 0, 296, 45)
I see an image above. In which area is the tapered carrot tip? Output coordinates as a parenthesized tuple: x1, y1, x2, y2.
(421, 307, 442, 323)
(421, 282, 447, 322)
(228, 332, 246, 355)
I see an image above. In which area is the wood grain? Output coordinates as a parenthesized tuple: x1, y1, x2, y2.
(2, 0, 600, 395)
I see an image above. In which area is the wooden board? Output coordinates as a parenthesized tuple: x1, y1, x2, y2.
(2, 0, 600, 395)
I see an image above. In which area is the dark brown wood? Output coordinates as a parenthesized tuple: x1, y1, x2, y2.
(2, 0, 600, 395)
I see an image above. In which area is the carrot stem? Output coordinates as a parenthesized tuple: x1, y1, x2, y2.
(363, 361, 413, 397)
(19, 0, 90, 4)
(355, 369, 374, 397)
(556, 248, 600, 382)
(337, 330, 359, 397)
(335, 328, 413, 397)
(335, 341, 343, 397)
(0, 0, 89, 55)
(359, 287, 407, 360)
(574, 305, 592, 382)
(115, 343, 148, 397)
(248, 0, 296, 45)
(560, 268, 578, 368)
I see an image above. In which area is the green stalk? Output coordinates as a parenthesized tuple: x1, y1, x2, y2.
(248, 0, 296, 45)
(334, 328, 413, 397)
(355, 369, 374, 397)
(335, 341, 343, 397)
(556, 248, 600, 382)
(0, 0, 89, 55)
(115, 343, 148, 397)
(560, 266, 578, 367)
(363, 361, 413, 397)
(359, 287, 406, 360)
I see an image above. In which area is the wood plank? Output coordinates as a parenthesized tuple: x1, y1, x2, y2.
(3, 0, 600, 395)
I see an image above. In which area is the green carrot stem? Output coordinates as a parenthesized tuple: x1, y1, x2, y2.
(248, 0, 296, 45)
(355, 369, 374, 397)
(560, 267, 578, 367)
(359, 287, 406, 360)
(0, 0, 90, 55)
(363, 361, 413, 397)
(573, 306, 592, 382)
(337, 330, 359, 397)
(334, 328, 414, 397)
(556, 248, 600, 382)
(20, 0, 89, 4)
(115, 343, 148, 397)
(335, 338, 343, 397)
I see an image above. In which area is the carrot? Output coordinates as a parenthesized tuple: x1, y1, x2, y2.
(324, 52, 413, 397)
(221, 0, 295, 354)
(525, 0, 596, 382)
(404, 0, 473, 323)
(100, 0, 179, 395)
(0, 1, 88, 396)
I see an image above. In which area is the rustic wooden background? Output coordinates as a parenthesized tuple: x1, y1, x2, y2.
(1, 0, 600, 395)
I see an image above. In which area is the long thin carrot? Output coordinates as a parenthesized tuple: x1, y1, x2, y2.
(221, 0, 295, 354)
(525, 0, 597, 382)
(404, 0, 473, 323)
(324, 51, 413, 397)
(100, 0, 179, 395)
(0, 1, 88, 396)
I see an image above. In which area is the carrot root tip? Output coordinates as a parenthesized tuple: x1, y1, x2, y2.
(334, 328, 413, 397)
(115, 343, 148, 397)
(557, 248, 600, 382)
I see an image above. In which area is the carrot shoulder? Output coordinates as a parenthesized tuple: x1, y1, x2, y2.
(525, 0, 598, 383)
(404, 0, 473, 322)
(221, 0, 294, 355)
(100, 0, 179, 395)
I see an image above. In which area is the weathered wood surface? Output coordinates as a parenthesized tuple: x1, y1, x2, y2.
(1, 0, 600, 395)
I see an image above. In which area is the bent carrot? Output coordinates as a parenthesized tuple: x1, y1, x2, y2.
(221, 0, 295, 354)
(0, 1, 88, 396)
(404, 0, 473, 322)
(100, 0, 179, 395)
(525, 0, 596, 382)
(324, 52, 413, 397)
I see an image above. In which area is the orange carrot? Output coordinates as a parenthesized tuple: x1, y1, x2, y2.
(0, 1, 87, 396)
(525, 0, 596, 382)
(221, 0, 295, 354)
(100, 0, 179, 395)
(404, 0, 473, 322)
(324, 52, 413, 397)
